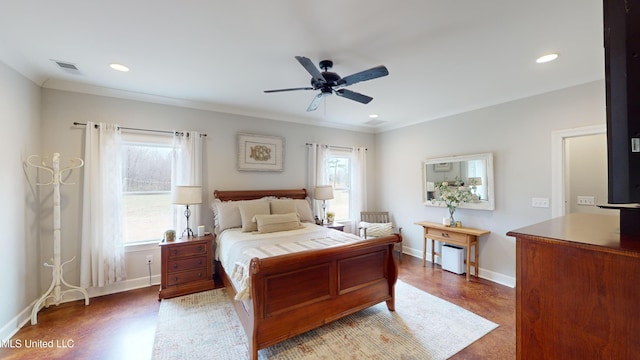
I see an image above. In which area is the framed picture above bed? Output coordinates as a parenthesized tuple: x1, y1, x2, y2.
(237, 133, 284, 172)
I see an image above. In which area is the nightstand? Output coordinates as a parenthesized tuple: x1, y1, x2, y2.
(324, 222, 345, 231)
(158, 234, 215, 300)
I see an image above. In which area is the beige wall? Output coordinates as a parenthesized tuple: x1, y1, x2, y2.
(375, 80, 607, 286)
(0, 61, 41, 339)
(38, 88, 377, 298)
(565, 133, 609, 214)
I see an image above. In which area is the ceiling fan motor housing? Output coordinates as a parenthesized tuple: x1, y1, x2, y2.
(311, 71, 341, 88)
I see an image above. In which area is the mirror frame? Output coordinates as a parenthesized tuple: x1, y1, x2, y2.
(422, 152, 495, 211)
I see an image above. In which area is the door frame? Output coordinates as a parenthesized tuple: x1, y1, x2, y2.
(551, 124, 606, 218)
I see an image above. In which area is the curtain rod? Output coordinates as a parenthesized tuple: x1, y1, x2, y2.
(305, 143, 367, 151)
(72, 122, 207, 137)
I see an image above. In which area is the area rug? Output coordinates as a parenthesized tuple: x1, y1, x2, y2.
(151, 280, 498, 359)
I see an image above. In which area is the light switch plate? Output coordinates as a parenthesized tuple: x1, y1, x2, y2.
(532, 197, 550, 208)
(577, 196, 595, 205)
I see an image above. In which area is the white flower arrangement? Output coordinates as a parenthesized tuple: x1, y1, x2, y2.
(434, 178, 481, 227)
(434, 178, 473, 212)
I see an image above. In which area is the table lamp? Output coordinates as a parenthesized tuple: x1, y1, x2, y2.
(314, 185, 334, 225)
(172, 185, 202, 238)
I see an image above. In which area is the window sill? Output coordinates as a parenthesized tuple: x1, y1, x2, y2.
(124, 241, 160, 253)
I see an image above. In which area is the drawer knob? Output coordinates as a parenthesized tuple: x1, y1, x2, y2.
(173, 276, 178, 282)
(198, 246, 203, 252)
(173, 250, 178, 255)
(173, 263, 179, 269)
(442, 233, 449, 237)
(198, 272, 202, 278)
(198, 260, 202, 265)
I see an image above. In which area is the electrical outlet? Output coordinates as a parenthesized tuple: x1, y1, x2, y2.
(577, 196, 595, 206)
(146, 255, 153, 264)
(531, 197, 550, 208)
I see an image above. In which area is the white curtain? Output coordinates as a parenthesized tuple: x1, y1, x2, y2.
(80, 122, 126, 288)
(171, 131, 203, 235)
(306, 143, 331, 218)
(351, 147, 367, 232)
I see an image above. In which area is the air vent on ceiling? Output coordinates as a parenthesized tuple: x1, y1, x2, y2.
(51, 59, 81, 75)
(364, 119, 386, 126)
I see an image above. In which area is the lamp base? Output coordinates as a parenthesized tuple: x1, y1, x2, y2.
(181, 227, 195, 238)
(181, 205, 194, 238)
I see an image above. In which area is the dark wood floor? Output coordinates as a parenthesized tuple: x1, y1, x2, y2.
(0, 255, 515, 359)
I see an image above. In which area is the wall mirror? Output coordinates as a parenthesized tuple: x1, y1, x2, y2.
(422, 152, 495, 210)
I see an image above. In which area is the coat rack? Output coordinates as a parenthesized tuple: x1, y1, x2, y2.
(26, 153, 89, 325)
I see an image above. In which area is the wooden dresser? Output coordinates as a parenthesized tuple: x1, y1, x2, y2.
(158, 234, 215, 300)
(507, 213, 640, 359)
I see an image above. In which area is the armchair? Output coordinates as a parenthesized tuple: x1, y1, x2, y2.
(359, 211, 403, 262)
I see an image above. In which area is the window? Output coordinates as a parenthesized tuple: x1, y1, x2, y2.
(327, 151, 351, 221)
(122, 138, 173, 244)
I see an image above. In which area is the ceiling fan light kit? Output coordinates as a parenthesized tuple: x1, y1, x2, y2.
(264, 56, 389, 112)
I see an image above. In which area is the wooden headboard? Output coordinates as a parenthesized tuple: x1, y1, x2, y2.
(213, 188, 308, 202)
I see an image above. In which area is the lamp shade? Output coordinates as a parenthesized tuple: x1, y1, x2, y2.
(172, 186, 202, 205)
(314, 185, 334, 200)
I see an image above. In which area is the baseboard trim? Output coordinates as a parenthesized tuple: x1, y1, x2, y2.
(1, 275, 160, 342)
(403, 247, 515, 288)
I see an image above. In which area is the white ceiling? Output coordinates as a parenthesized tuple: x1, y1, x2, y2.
(0, 0, 604, 133)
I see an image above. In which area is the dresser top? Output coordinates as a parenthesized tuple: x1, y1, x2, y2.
(507, 213, 640, 253)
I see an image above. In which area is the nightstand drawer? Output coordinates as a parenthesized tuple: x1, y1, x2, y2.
(168, 243, 207, 259)
(167, 256, 207, 273)
(426, 228, 467, 242)
(167, 268, 208, 286)
(159, 234, 215, 300)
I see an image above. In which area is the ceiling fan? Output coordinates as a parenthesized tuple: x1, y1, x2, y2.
(264, 56, 389, 112)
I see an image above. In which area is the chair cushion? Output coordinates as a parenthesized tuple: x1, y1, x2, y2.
(359, 221, 393, 237)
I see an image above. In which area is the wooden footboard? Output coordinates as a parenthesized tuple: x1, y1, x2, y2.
(220, 234, 400, 360)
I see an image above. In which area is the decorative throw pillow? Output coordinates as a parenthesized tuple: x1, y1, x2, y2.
(269, 199, 297, 215)
(212, 198, 269, 233)
(294, 198, 315, 222)
(253, 213, 303, 233)
(239, 202, 271, 232)
(360, 222, 393, 237)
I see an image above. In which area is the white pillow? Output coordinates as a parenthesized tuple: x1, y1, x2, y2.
(239, 202, 270, 232)
(270, 199, 297, 214)
(212, 198, 269, 233)
(360, 222, 393, 237)
(253, 213, 303, 233)
(293, 198, 314, 223)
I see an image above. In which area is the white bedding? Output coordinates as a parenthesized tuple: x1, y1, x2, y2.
(216, 223, 363, 300)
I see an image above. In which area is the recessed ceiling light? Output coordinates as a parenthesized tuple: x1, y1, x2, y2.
(110, 63, 130, 72)
(536, 53, 559, 64)
(369, 114, 379, 119)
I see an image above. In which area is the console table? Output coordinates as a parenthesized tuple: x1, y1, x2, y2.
(415, 221, 490, 281)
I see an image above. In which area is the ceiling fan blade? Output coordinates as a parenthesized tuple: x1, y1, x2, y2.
(264, 87, 314, 93)
(307, 93, 324, 112)
(337, 65, 389, 87)
(335, 89, 373, 104)
(295, 56, 326, 85)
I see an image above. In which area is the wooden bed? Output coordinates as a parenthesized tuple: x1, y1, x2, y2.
(213, 189, 401, 359)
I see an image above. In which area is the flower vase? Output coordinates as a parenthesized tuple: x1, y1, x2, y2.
(448, 207, 456, 227)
